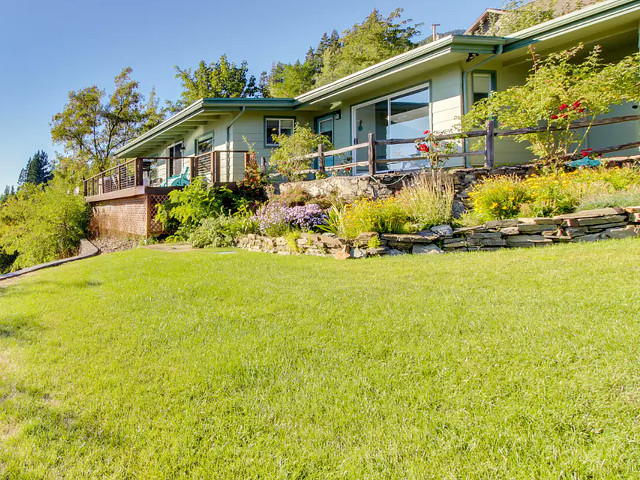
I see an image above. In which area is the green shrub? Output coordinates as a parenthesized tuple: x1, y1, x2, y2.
(270, 124, 333, 181)
(468, 167, 640, 221)
(285, 231, 302, 253)
(469, 176, 532, 221)
(188, 213, 258, 249)
(0, 179, 90, 270)
(577, 185, 640, 211)
(395, 171, 455, 228)
(156, 178, 237, 240)
(341, 198, 409, 239)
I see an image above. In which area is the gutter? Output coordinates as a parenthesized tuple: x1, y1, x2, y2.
(461, 44, 504, 167)
(225, 106, 246, 180)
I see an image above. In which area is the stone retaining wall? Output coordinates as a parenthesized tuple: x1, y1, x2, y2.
(235, 206, 640, 259)
(278, 166, 534, 215)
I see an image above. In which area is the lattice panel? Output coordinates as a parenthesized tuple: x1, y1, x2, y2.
(148, 195, 169, 235)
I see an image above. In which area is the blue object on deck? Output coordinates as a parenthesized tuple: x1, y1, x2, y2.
(161, 167, 191, 187)
(568, 157, 601, 168)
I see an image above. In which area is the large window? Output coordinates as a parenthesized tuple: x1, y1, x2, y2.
(265, 118, 294, 146)
(352, 84, 431, 171)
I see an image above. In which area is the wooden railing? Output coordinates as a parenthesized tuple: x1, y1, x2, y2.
(295, 114, 640, 177)
(84, 151, 252, 197)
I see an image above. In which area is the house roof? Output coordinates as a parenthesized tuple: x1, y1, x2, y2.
(116, 0, 640, 158)
(464, 8, 506, 35)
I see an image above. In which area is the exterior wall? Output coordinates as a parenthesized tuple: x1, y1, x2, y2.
(90, 194, 168, 238)
(229, 110, 314, 181)
(91, 196, 148, 237)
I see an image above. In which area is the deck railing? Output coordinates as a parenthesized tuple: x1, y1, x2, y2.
(84, 151, 251, 197)
(295, 114, 640, 177)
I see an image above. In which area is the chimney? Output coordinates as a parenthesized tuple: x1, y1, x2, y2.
(432, 24, 440, 41)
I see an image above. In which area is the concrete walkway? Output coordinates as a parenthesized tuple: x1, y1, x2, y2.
(0, 239, 99, 282)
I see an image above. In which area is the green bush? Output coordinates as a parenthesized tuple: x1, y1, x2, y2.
(270, 124, 333, 181)
(156, 178, 237, 240)
(188, 213, 258, 248)
(468, 167, 640, 221)
(468, 176, 532, 220)
(340, 197, 410, 238)
(577, 185, 640, 211)
(0, 179, 90, 271)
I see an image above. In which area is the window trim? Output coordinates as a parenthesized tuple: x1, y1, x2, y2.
(264, 116, 296, 147)
(471, 70, 497, 105)
(350, 82, 432, 173)
(194, 131, 214, 155)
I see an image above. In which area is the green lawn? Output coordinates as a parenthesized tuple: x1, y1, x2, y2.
(1, 242, 640, 479)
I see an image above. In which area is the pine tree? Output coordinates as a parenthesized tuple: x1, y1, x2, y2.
(18, 150, 53, 186)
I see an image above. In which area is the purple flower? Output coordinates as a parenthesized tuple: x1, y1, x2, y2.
(252, 203, 327, 233)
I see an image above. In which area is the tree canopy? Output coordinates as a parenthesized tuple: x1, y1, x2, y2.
(173, 55, 262, 108)
(265, 9, 421, 97)
(51, 68, 165, 180)
(18, 150, 53, 186)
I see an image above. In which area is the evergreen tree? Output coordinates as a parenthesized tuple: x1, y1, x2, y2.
(265, 9, 420, 97)
(18, 150, 53, 186)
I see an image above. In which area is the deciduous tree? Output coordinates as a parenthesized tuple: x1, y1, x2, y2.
(51, 68, 165, 180)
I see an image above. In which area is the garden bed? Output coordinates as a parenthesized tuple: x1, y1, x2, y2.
(235, 206, 640, 259)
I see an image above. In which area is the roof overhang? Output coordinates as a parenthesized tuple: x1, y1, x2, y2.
(116, 98, 296, 158)
(503, 0, 640, 53)
(294, 35, 507, 108)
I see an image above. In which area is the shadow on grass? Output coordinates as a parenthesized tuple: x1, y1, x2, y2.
(0, 314, 40, 340)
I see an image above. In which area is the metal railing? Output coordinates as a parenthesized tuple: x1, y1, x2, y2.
(84, 151, 251, 197)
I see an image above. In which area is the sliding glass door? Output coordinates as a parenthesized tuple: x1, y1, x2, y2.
(352, 84, 431, 173)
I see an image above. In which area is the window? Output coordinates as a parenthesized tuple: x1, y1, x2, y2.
(352, 84, 431, 171)
(265, 118, 294, 146)
(196, 136, 213, 155)
(472, 72, 496, 104)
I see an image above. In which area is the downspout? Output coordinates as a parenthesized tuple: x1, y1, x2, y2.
(225, 106, 246, 181)
(461, 44, 504, 167)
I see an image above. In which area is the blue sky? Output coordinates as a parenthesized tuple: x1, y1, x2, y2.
(0, 0, 490, 188)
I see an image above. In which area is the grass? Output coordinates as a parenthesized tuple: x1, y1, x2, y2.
(1, 242, 640, 478)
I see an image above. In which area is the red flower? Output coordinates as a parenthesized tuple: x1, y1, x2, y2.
(423, 130, 430, 135)
(560, 114, 568, 119)
(573, 101, 582, 109)
(559, 103, 569, 111)
(551, 114, 559, 120)
(578, 108, 585, 113)
(581, 148, 594, 157)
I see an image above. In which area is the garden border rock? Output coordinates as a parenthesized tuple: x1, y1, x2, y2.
(235, 206, 640, 259)
(0, 239, 99, 282)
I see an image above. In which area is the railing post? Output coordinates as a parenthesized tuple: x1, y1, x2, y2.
(166, 158, 170, 185)
(368, 132, 376, 176)
(485, 121, 495, 168)
(189, 156, 195, 184)
(135, 158, 143, 186)
(244, 152, 251, 173)
(260, 156, 267, 175)
(318, 143, 325, 173)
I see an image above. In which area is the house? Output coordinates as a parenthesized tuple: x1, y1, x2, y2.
(86, 0, 640, 237)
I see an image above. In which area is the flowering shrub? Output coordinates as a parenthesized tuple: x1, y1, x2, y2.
(414, 130, 459, 169)
(253, 202, 327, 236)
(340, 198, 409, 239)
(464, 44, 640, 163)
(237, 139, 268, 203)
(469, 167, 640, 220)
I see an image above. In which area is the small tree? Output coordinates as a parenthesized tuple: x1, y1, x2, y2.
(463, 44, 640, 164)
(269, 124, 333, 182)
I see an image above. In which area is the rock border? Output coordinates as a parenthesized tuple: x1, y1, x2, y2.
(0, 239, 100, 282)
(235, 206, 640, 259)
